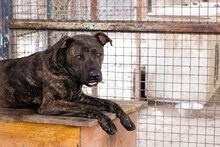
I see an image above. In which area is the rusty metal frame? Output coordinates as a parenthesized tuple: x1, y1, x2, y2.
(9, 19, 220, 34)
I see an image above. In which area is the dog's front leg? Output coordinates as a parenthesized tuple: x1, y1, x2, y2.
(74, 93, 135, 131)
(38, 89, 117, 135)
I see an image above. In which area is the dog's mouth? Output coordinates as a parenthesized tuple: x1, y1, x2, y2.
(86, 80, 99, 87)
(88, 82, 98, 86)
(86, 72, 102, 87)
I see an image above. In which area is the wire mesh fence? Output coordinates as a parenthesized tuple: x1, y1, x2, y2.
(4, 0, 220, 146)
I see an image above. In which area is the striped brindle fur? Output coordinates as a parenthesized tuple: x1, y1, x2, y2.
(0, 32, 135, 135)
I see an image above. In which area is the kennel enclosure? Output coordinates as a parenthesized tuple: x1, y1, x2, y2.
(1, 0, 220, 146)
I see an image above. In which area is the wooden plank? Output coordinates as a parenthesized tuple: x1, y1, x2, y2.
(0, 100, 147, 127)
(9, 20, 220, 34)
(90, 0, 98, 21)
(0, 108, 98, 127)
(133, 0, 142, 100)
(0, 120, 80, 147)
(90, 0, 98, 97)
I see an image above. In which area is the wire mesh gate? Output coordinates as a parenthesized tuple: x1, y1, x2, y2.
(4, 0, 220, 146)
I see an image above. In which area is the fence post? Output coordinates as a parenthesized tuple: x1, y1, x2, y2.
(0, 0, 10, 59)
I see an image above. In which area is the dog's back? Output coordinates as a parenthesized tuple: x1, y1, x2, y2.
(0, 54, 43, 108)
(0, 59, 17, 107)
(0, 59, 17, 89)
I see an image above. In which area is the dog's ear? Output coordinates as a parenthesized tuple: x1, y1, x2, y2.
(94, 32, 112, 46)
(52, 36, 75, 50)
(51, 36, 75, 64)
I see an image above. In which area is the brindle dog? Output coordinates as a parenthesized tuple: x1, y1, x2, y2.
(0, 32, 135, 135)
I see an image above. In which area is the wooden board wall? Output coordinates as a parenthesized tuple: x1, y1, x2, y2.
(0, 120, 80, 147)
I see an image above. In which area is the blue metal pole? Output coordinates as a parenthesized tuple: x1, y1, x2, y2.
(47, 0, 53, 46)
(0, 0, 9, 59)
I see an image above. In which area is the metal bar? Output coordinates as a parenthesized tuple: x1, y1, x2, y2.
(47, 0, 53, 20)
(47, 0, 53, 46)
(1, 0, 10, 59)
(9, 20, 220, 34)
(0, 0, 3, 59)
(8, 0, 16, 59)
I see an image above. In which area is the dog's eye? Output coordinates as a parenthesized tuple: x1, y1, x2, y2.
(75, 55, 81, 60)
(97, 53, 102, 58)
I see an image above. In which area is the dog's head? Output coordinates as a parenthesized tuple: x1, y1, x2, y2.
(52, 32, 112, 87)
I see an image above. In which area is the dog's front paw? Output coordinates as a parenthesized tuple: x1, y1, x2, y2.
(99, 117, 117, 135)
(120, 112, 136, 131)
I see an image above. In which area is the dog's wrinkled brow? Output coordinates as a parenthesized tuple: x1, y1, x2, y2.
(91, 49, 99, 53)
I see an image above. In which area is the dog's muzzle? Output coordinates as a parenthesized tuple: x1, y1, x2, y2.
(87, 70, 102, 86)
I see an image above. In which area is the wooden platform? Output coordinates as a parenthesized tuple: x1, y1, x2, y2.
(0, 100, 147, 147)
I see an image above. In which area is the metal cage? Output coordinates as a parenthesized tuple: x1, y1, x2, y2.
(1, 0, 220, 146)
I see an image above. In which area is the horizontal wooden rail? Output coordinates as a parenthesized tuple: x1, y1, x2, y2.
(9, 19, 220, 34)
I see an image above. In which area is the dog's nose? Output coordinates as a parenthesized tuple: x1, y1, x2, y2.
(89, 70, 100, 80)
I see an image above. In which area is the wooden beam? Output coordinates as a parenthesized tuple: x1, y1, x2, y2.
(133, 0, 142, 100)
(91, 0, 98, 21)
(9, 20, 220, 34)
(0, 100, 147, 127)
(90, 0, 98, 97)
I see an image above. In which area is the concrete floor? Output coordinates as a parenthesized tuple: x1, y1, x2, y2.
(137, 103, 220, 147)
